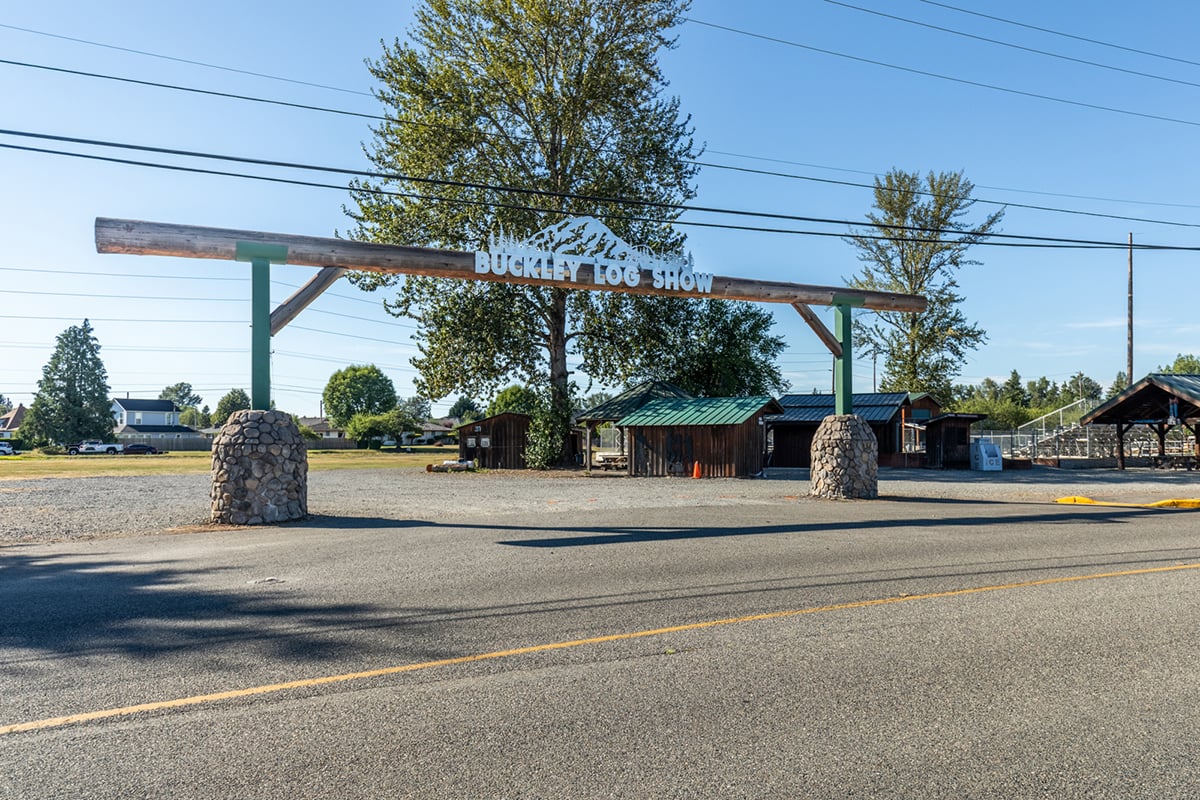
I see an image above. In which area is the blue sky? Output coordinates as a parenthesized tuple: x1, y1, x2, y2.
(3, 1, 1198, 417)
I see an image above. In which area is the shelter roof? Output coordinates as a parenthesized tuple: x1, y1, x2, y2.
(777, 392, 909, 408)
(112, 398, 180, 413)
(114, 424, 202, 434)
(925, 413, 988, 425)
(0, 404, 26, 432)
(1080, 373, 1200, 425)
(455, 412, 531, 430)
(769, 392, 909, 424)
(616, 396, 781, 427)
(577, 381, 693, 422)
(906, 392, 944, 405)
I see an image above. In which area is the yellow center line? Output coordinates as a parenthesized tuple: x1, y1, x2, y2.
(5, 560, 1199, 736)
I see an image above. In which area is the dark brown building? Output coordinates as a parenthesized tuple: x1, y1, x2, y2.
(767, 393, 912, 468)
(456, 412, 530, 469)
(615, 396, 782, 478)
(924, 413, 988, 469)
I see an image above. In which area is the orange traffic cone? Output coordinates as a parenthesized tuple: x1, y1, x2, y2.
(692, 460, 702, 479)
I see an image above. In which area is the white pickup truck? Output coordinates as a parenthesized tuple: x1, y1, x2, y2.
(67, 441, 123, 455)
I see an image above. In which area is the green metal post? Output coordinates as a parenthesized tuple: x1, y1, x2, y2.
(235, 242, 289, 411)
(834, 303, 853, 415)
(251, 257, 271, 410)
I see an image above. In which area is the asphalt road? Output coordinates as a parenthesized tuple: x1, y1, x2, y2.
(3, 490, 1200, 798)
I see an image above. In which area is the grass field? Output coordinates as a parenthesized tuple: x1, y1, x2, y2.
(0, 447, 453, 480)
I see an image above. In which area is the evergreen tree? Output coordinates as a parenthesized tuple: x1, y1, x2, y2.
(847, 170, 1003, 399)
(23, 320, 114, 445)
(348, 0, 700, 465)
(447, 396, 482, 422)
(1158, 354, 1200, 374)
(1026, 376, 1054, 408)
(1058, 372, 1102, 405)
(1106, 372, 1128, 399)
(0, 394, 11, 415)
(1000, 370, 1028, 407)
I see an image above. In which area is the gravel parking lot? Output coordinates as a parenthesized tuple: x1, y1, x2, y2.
(3, 466, 1200, 545)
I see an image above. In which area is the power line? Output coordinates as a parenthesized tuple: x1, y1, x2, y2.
(274, 350, 414, 372)
(702, 149, 1200, 211)
(287, 325, 416, 346)
(0, 340, 246, 352)
(0, 23, 374, 96)
(682, 17, 1200, 129)
(304, 307, 418, 330)
(0, 313, 241, 324)
(5, 55, 1198, 220)
(825, 0, 1200, 92)
(0, 131, 1185, 250)
(0, 58, 379, 122)
(917, 0, 1200, 70)
(0, 288, 242, 302)
(0, 265, 245, 281)
(691, 158, 1200, 229)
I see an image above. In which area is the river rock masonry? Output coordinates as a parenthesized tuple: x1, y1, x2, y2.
(211, 409, 308, 524)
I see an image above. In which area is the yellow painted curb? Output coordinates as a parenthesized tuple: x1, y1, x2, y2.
(1056, 496, 1200, 509)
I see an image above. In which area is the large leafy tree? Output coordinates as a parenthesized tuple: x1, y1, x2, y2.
(348, 0, 699, 465)
(322, 365, 397, 428)
(344, 408, 420, 447)
(487, 385, 540, 417)
(847, 169, 1003, 400)
(625, 299, 788, 397)
(159, 382, 203, 410)
(212, 389, 251, 427)
(180, 404, 212, 428)
(0, 394, 12, 415)
(23, 319, 114, 445)
(397, 395, 432, 422)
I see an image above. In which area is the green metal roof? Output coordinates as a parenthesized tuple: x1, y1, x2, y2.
(616, 396, 781, 427)
(576, 381, 693, 422)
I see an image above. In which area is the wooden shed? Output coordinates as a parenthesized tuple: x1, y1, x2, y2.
(924, 413, 987, 469)
(766, 392, 911, 468)
(576, 381, 693, 470)
(616, 396, 782, 478)
(456, 412, 530, 469)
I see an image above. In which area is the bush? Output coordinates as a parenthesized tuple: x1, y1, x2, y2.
(524, 402, 571, 470)
(37, 445, 66, 456)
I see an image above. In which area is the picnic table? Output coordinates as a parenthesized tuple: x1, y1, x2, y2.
(596, 453, 628, 471)
(1151, 454, 1197, 470)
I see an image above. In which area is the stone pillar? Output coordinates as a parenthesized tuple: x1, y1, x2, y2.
(211, 409, 308, 525)
(810, 414, 878, 500)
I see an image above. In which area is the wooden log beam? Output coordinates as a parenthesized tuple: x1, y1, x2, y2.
(270, 267, 346, 336)
(791, 302, 841, 358)
(95, 218, 927, 313)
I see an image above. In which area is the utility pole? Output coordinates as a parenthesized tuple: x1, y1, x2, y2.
(1127, 232, 1134, 386)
